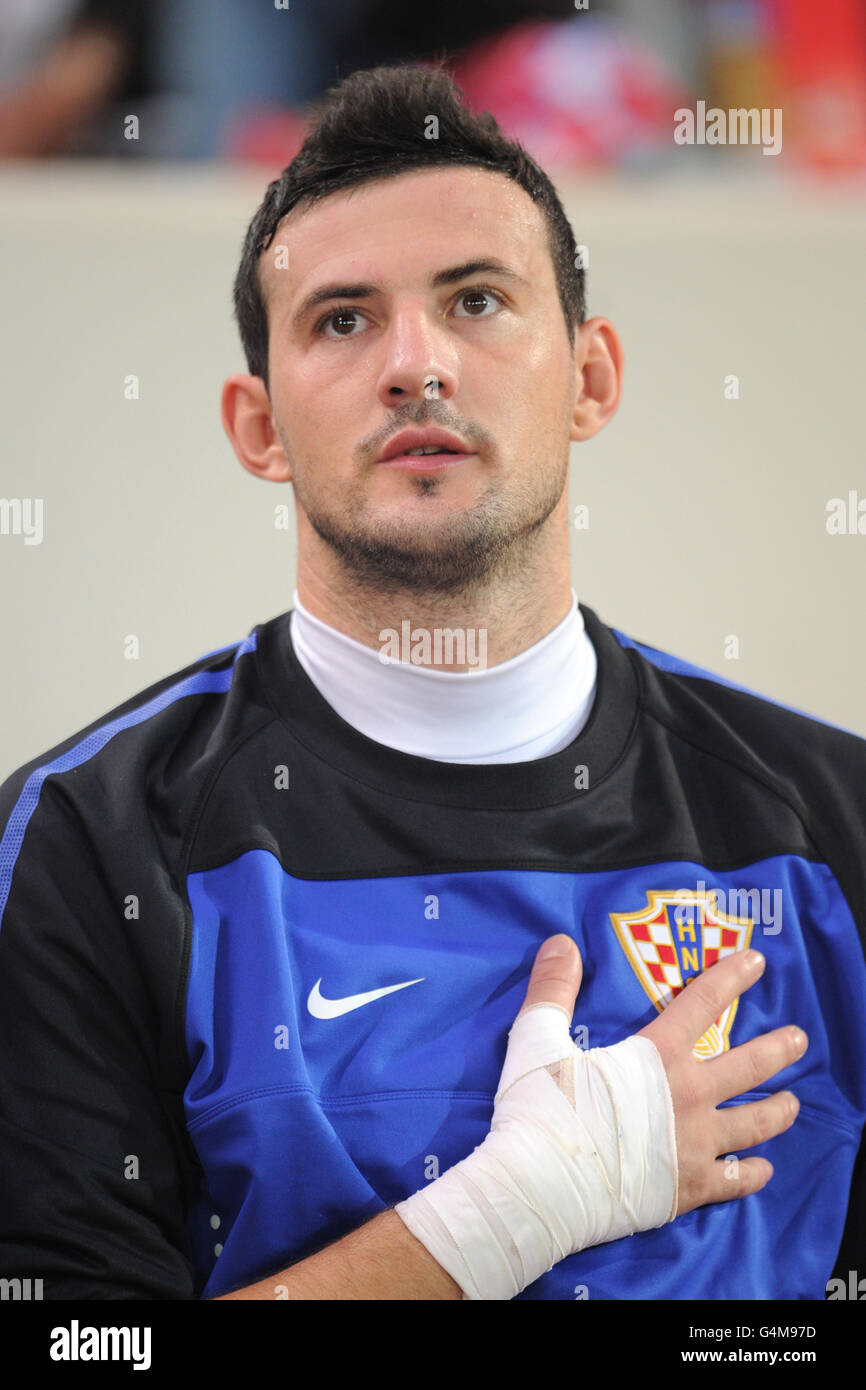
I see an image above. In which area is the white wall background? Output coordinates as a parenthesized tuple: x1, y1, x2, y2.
(1, 160, 864, 781)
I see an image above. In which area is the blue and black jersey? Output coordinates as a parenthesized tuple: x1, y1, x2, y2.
(0, 602, 864, 1299)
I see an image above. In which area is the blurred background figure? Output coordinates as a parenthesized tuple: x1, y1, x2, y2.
(0, 0, 865, 171)
(0, 0, 149, 157)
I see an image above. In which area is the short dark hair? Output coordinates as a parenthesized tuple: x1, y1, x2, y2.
(232, 61, 587, 394)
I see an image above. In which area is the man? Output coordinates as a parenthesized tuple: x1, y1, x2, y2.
(0, 63, 863, 1302)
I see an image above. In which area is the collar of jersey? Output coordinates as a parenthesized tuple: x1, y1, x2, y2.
(256, 601, 641, 811)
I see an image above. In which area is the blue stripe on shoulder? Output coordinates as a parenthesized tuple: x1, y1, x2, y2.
(611, 627, 863, 740)
(0, 633, 258, 933)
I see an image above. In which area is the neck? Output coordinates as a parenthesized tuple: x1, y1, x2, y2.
(294, 523, 574, 673)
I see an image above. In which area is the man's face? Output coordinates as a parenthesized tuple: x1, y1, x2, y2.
(258, 165, 582, 596)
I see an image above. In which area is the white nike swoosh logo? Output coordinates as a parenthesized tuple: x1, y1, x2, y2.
(307, 976, 425, 1019)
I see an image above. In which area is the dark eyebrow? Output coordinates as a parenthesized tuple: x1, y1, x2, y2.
(290, 259, 529, 331)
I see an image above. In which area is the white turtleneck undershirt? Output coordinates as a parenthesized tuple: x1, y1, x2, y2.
(288, 587, 598, 765)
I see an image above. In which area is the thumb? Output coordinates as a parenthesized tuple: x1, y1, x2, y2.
(516, 934, 583, 1022)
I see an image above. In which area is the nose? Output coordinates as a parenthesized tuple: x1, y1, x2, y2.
(375, 304, 459, 407)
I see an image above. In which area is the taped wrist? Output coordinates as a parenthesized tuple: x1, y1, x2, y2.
(394, 1002, 678, 1300)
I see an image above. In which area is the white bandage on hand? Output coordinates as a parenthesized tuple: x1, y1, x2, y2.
(394, 1002, 678, 1300)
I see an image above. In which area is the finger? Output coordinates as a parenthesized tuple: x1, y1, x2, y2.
(714, 1090, 800, 1152)
(707, 1027, 808, 1103)
(679, 1156, 774, 1215)
(516, 935, 582, 1021)
(646, 949, 765, 1055)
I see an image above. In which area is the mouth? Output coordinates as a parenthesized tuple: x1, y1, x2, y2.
(376, 449, 476, 472)
(375, 428, 475, 469)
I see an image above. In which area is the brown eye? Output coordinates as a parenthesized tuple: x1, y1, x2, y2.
(320, 308, 368, 338)
(454, 289, 502, 318)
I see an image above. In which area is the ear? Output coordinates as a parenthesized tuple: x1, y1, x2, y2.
(221, 374, 293, 481)
(569, 317, 624, 443)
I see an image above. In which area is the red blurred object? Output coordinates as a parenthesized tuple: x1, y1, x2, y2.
(765, 0, 866, 171)
(223, 105, 310, 167)
(451, 17, 691, 169)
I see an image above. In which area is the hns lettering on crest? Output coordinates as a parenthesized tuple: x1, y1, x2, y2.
(610, 890, 754, 1058)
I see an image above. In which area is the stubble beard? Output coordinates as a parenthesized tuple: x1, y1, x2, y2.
(290, 453, 570, 601)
